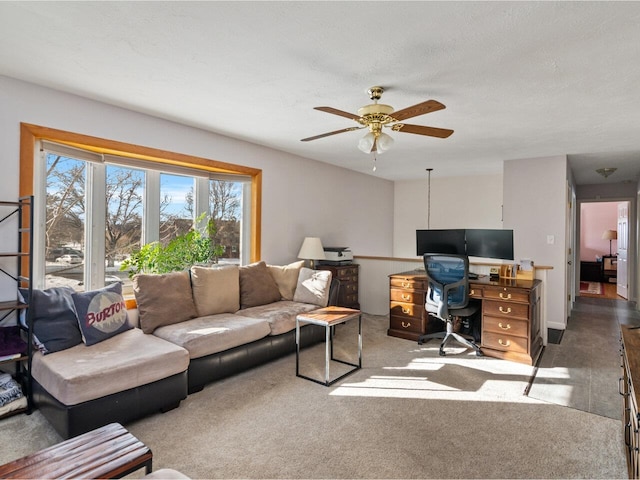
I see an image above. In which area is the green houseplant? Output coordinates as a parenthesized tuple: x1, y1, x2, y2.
(120, 216, 225, 278)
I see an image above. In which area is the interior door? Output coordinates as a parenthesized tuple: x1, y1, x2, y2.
(617, 201, 629, 299)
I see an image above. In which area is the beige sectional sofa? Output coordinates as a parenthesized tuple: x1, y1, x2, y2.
(31, 261, 334, 438)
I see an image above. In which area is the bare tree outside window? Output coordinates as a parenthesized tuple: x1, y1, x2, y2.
(105, 166, 144, 267)
(184, 179, 242, 262)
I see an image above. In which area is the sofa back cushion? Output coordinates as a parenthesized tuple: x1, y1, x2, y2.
(268, 260, 304, 301)
(18, 286, 82, 354)
(190, 265, 240, 316)
(133, 270, 198, 334)
(239, 261, 282, 309)
(293, 268, 332, 307)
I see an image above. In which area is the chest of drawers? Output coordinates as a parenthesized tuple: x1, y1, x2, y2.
(316, 264, 359, 309)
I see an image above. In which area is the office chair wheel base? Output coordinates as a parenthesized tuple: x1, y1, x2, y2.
(475, 350, 483, 357)
(439, 348, 446, 356)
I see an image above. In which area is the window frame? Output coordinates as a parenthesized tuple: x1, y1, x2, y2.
(19, 123, 262, 288)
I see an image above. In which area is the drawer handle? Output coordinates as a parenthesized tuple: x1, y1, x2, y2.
(401, 294, 411, 301)
(499, 292, 512, 299)
(401, 321, 411, 329)
(402, 282, 410, 288)
(498, 338, 511, 347)
(402, 307, 411, 315)
(498, 322, 511, 330)
(499, 306, 512, 314)
(470, 289, 475, 295)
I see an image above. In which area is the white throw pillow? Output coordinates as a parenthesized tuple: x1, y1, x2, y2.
(293, 268, 332, 307)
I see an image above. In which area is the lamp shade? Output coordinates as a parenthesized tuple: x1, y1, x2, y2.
(358, 132, 376, 153)
(297, 237, 326, 261)
(602, 230, 617, 240)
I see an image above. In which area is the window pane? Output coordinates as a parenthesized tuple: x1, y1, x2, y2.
(209, 179, 242, 265)
(106, 165, 144, 293)
(45, 154, 86, 291)
(160, 173, 194, 244)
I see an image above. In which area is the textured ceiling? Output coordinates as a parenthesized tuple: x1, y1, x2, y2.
(1, 1, 639, 185)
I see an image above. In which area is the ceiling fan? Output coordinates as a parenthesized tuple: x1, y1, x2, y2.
(301, 86, 454, 154)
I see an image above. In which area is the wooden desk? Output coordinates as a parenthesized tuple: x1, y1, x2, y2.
(389, 271, 542, 365)
(0, 422, 152, 479)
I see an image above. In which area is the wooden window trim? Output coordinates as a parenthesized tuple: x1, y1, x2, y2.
(19, 123, 262, 262)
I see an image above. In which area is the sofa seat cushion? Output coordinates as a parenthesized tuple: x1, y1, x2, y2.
(152, 314, 271, 359)
(238, 301, 319, 336)
(31, 328, 189, 406)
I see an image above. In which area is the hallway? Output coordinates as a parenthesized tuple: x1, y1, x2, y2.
(528, 296, 639, 419)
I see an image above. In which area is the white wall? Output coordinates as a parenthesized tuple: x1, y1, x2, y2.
(393, 174, 504, 257)
(503, 155, 568, 330)
(0, 76, 394, 299)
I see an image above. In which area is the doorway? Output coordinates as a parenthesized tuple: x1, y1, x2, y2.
(578, 200, 629, 300)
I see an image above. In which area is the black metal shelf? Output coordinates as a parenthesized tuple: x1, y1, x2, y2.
(0, 195, 34, 416)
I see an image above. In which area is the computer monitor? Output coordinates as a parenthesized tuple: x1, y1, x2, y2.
(465, 229, 514, 260)
(416, 229, 466, 256)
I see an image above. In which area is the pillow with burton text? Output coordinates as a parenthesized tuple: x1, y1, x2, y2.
(72, 282, 132, 346)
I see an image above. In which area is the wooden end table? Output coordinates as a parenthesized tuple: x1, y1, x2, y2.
(296, 306, 362, 386)
(0, 422, 152, 479)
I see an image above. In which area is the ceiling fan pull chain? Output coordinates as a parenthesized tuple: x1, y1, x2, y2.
(372, 154, 377, 172)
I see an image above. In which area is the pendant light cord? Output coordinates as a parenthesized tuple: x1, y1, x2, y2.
(426, 168, 433, 229)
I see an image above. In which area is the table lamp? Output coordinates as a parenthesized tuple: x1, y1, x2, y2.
(602, 229, 617, 256)
(297, 237, 326, 269)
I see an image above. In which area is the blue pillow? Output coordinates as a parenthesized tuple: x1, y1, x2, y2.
(72, 282, 132, 346)
(18, 286, 82, 354)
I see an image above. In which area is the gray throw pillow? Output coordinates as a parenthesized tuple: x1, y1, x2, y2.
(72, 282, 132, 346)
(18, 286, 82, 354)
(239, 261, 282, 309)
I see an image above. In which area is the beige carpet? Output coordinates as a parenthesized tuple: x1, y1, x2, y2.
(0, 314, 627, 479)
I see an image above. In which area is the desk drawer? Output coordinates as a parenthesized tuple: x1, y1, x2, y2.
(482, 331, 529, 354)
(390, 301, 422, 319)
(483, 315, 529, 338)
(469, 286, 483, 299)
(483, 300, 529, 319)
(336, 266, 359, 279)
(390, 289, 425, 304)
(483, 287, 530, 303)
(390, 278, 426, 290)
(389, 315, 425, 334)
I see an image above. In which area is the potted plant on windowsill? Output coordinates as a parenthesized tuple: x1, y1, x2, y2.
(120, 215, 225, 278)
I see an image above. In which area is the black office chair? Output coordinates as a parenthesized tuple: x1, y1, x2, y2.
(417, 254, 483, 357)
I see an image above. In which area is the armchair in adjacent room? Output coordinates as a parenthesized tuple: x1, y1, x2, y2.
(417, 254, 483, 356)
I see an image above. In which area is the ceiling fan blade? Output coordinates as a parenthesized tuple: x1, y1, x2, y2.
(391, 123, 454, 138)
(391, 100, 446, 121)
(314, 106, 362, 121)
(301, 126, 362, 142)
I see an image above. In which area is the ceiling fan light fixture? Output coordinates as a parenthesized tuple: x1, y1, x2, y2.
(376, 132, 394, 153)
(358, 132, 376, 153)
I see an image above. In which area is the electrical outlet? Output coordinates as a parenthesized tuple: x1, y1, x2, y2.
(547, 235, 555, 245)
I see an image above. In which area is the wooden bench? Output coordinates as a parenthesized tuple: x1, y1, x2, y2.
(0, 422, 152, 479)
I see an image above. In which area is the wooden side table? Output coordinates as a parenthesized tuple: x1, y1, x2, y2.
(296, 306, 362, 386)
(0, 422, 152, 479)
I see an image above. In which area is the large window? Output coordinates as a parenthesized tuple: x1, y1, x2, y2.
(20, 124, 261, 293)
